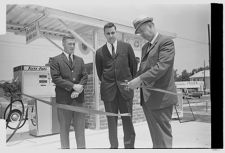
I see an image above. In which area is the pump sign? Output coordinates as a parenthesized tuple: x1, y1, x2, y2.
(13, 65, 55, 97)
(14, 65, 48, 72)
(26, 21, 40, 44)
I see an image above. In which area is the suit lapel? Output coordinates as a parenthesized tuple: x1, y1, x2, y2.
(102, 41, 124, 59)
(71, 55, 78, 69)
(141, 34, 161, 60)
(61, 53, 72, 69)
(103, 44, 113, 59)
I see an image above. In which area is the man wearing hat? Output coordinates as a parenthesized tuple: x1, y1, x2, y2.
(128, 17, 178, 148)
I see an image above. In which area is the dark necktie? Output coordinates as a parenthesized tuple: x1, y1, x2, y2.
(111, 44, 116, 58)
(69, 54, 73, 67)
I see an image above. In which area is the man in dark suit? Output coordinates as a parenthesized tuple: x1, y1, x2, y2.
(95, 22, 137, 149)
(128, 17, 178, 148)
(50, 36, 88, 149)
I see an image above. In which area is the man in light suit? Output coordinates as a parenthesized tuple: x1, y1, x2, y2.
(50, 36, 88, 149)
(95, 22, 137, 149)
(128, 17, 178, 148)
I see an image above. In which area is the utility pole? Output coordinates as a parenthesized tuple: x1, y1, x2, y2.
(208, 24, 211, 70)
(207, 24, 211, 95)
(203, 60, 206, 95)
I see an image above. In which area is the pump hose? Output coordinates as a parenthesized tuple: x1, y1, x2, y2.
(4, 99, 28, 142)
(6, 113, 24, 142)
(4, 99, 27, 130)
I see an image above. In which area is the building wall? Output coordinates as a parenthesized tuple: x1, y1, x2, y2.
(190, 76, 210, 91)
(84, 74, 182, 129)
(205, 77, 210, 91)
(98, 89, 146, 129)
(83, 74, 146, 129)
(83, 75, 96, 129)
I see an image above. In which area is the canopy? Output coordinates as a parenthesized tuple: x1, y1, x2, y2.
(6, 4, 176, 42)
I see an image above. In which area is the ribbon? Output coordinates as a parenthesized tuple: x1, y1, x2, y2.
(121, 82, 180, 96)
(142, 87, 178, 96)
(141, 86, 196, 99)
(22, 93, 131, 117)
(121, 82, 199, 101)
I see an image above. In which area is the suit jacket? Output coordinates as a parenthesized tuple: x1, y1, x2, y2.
(138, 34, 178, 109)
(50, 53, 88, 104)
(95, 41, 137, 102)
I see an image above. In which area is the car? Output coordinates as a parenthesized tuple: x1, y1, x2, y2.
(188, 91, 203, 98)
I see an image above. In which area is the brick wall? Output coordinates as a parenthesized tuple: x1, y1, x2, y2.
(132, 89, 146, 123)
(83, 74, 96, 129)
(83, 74, 146, 130)
(98, 89, 146, 129)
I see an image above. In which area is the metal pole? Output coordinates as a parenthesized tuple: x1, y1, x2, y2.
(42, 35, 64, 52)
(208, 24, 211, 70)
(57, 18, 95, 53)
(93, 30, 100, 130)
(204, 60, 206, 95)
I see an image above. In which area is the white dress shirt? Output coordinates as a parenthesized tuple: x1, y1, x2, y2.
(63, 51, 73, 62)
(106, 40, 117, 55)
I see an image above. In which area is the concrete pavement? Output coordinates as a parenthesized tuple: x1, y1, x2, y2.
(1, 119, 211, 151)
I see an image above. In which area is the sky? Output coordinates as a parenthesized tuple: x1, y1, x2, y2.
(0, 0, 216, 80)
(49, 2, 211, 74)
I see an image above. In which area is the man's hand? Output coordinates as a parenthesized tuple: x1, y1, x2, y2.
(71, 91, 79, 99)
(73, 84, 83, 93)
(127, 77, 142, 89)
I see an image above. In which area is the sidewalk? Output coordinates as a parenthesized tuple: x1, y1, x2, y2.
(2, 119, 211, 151)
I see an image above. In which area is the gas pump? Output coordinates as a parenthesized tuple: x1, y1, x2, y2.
(13, 65, 59, 136)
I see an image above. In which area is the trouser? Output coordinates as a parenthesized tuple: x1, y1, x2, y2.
(57, 102, 86, 149)
(103, 92, 136, 149)
(142, 102, 173, 148)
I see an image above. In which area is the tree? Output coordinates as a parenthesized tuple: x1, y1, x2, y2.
(181, 70, 190, 81)
(175, 65, 210, 82)
(191, 68, 198, 75)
